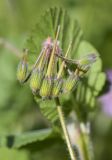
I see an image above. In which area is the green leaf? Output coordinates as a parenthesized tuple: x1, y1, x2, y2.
(35, 98, 59, 123)
(13, 128, 52, 148)
(0, 128, 52, 148)
(73, 40, 106, 109)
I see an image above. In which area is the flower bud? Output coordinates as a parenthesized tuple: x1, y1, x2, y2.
(30, 69, 44, 94)
(63, 74, 79, 93)
(17, 49, 28, 83)
(52, 78, 63, 97)
(39, 76, 53, 98)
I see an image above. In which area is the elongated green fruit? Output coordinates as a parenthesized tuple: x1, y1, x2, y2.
(30, 69, 44, 94)
(40, 27, 60, 98)
(57, 53, 97, 71)
(52, 42, 72, 97)
(46, 26, 60, 77)
(30, 47, 49, 94)
(63, 74, 79, 93)
(39, 76, 53, 98)
(17, 50, 28, 83)
(52, 78, 63, 97)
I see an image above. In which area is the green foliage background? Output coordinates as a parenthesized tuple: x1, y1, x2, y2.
(0, 0, 112, 160)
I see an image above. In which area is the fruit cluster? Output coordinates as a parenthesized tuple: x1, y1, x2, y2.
(17, 27, 97, 99)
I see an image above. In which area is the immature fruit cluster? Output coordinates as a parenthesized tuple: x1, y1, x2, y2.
(17, 27, 97, 99)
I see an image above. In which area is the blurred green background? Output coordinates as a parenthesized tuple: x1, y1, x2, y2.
(0, 0, 112, 160)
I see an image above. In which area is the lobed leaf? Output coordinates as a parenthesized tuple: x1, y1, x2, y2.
(35, 98, 59, 123)
(0, 128, 52, 148)
(73, 40, 106, 109)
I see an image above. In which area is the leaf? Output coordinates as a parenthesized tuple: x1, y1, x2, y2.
(73, 40, 106, 109)
(0, 128, 52, 148)
(35, 98, 59, 123)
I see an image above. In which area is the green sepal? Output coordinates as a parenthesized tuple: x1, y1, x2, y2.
(30, 69, 44, 93)
(17, 61, 28, 83)
(39, 76, 53, 98)
(52, 78, 63, 97)
(63, 74, 79, 93)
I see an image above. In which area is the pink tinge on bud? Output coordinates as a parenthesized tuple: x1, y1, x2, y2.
(42, 37, 61, 57)
(42, 37, 53, 57)
(43, 37, 53, 48)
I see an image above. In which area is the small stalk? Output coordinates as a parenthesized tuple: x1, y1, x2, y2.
(51, 42, 72, 97)
(57, 41, 72, 78)
(33, 48, 45, 69)
(37, 48, 48, 70)
(55, 98, 77, 160)
(72, 99, 94, 160)
(46, 26, 60, 77)
(79, 123, 94, 160)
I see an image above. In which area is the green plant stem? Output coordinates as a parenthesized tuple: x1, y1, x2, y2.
(79, 123, 93, 160)
(55, 98, 76, 160)
(71, 96, 93, 160)
(73, 105, 93, 159)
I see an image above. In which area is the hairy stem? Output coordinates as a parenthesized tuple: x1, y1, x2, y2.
(73, 102, 93, 160)
(70, 96, 93, 160)
(79, 123, 94, 160)
(55, 98, 77, 160)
